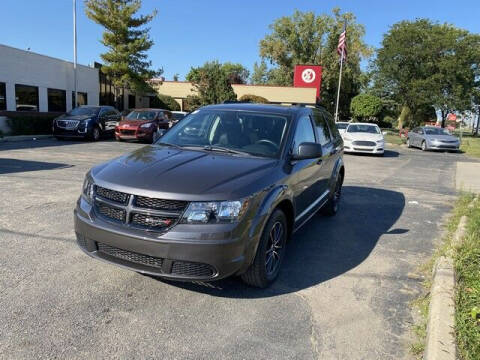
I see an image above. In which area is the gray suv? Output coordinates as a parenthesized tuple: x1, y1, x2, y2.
(75, 103, 345, 288)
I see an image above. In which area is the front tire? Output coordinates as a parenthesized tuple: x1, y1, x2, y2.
(421, 140, 427, 151)
(241, 209, 287, 288)
(321, 173, 343, 216)
(90, 126, 101, 142)
(406, 138, 411, 148)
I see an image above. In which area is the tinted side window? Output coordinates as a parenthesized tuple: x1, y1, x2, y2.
(293, 115, 316, 154)
(322, 110, 341, 141)
(312, 111, 332, 146)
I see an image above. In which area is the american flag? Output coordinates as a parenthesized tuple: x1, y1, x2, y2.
(337, 23, 347, 62)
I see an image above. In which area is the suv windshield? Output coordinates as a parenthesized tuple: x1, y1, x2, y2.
(347, 124, 380, 134)
(126, 111, 157, 120)
(424, 127, 450, 135)
(158, 109, 289, 158)
(68, 106, 100, 116)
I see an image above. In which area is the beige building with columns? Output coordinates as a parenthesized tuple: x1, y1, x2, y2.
(150, 79, 317, 111)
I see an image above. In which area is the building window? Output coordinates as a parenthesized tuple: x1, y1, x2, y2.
(47, 88, 66, 112)
(15, 84, 39, 111)
(128, 95, 136, 109)
(0, 82, 6, 111)
(72, 91, 88, 108)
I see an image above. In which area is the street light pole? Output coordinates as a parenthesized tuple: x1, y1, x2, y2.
(73, 0, 78, 109)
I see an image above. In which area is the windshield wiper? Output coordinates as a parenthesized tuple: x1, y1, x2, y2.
(202, 145, 250, 156)
(156, 142, 183, 149)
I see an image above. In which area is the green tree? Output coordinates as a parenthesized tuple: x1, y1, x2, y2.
(222, 63, 250, 84)
(373, 19, 480, 128)
(350, 94, 383, 121)
(251, 60, 269, 85)
(258, 8, 372, 117)
(84, 0, 160, 106)
(173, 73, 179, 81)
(186, 61, 237, 105)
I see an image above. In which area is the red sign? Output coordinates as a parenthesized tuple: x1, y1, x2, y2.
(447, 113, 457, 122)
(293, 65, 323, 99)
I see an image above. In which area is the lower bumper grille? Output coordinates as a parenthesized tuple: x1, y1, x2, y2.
(120, 129, 136, 135)
(352, 141, 376, 146)
(98, 242, 163, 268)
(353, 147, 374, 152)
(172, 261, 215, 277)
(96, 242, 216, 278)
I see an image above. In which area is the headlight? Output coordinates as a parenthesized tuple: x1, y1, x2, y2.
(140, 122, 154, 129)
(376, 139, 384, 144)
(181, 199, 249, 224)
(82, 176, 95, 203)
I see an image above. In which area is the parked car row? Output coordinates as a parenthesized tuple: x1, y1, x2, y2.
(53, 106, 188, 143)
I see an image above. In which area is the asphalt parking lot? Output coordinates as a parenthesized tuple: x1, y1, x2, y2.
(0, 139, 468, 359)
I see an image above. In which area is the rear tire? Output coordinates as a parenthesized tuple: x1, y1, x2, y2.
(321, 173, 343, 216)
(241, 209, 287, 288)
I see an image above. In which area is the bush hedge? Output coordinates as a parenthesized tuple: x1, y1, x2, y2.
(150, 94, 181, 111)
(238, 94, 269, 104)
(3, 112, 61, 135)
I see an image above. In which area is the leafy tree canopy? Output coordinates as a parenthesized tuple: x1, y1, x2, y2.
(350, 94, 383, 121)
(84, 0, 161, 95)
(257, 8, 372, 117)
(238, 94, 269, 104)
(222, 63, 250, 84)
(186, 61, 237, 105)
(373, 19, 480, 127)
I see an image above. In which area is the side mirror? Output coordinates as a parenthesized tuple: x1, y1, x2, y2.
(292, 142, 323, 160)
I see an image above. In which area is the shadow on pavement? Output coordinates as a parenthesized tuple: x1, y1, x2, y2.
(0, 158, 73, 174)
(157, 185, 407, 298)
(0, 137, 115, 151)
(346, 150, 399, 158)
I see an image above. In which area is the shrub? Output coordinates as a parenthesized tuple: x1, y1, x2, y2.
(350, 94, 383, 121)
(238, 94, 269, 104)
(6, 112, 60, 135)
(183, 95, 202, 112)
(150, 94, 181, 111)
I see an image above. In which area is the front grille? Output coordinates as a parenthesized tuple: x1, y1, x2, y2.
(96, 186, 129, 204)
(120, 129, 136, 135)
(135, 196, 187, 211)
(131, 213, 177, 230)
(98, 243, 163, 268)
(96, 203, 126, 222)
(352, 141, 376, 146)
(171, 261, 215, 277)
(57, 119, 80, 130)
(93, 186, 187, 232)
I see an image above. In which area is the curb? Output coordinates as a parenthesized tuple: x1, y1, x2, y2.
(0, 134, 53, 143)
(424, 209, 471, 360)
(424, 256, 456, 360)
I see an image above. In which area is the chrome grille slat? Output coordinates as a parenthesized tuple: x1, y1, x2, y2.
(352, 140, 376, 147)
(93, 186, 187, 232)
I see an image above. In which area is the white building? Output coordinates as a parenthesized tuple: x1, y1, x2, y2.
(0, 44, 99, 113)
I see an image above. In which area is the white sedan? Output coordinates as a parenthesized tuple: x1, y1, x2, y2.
(342, 123, 386, 156)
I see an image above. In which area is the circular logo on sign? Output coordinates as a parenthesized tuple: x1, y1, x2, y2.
(301, 68, 316, 83)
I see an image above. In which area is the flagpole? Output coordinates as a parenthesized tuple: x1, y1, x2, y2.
(334, 50, 344, 122)
(73, 0, 78, 109)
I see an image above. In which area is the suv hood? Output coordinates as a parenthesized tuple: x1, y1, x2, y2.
(91, 145, 278, 201)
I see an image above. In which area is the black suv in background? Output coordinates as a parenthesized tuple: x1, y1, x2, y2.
(53, 105, 121, 141)
(75, 103, 344, 287)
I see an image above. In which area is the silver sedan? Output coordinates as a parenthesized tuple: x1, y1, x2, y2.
(407, 126, 460, 151)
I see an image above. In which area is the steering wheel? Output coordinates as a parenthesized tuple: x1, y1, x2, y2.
(255, 139, 278, 151)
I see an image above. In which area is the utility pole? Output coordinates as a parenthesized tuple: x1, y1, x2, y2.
(73, 0, 78, 109)
(334, 54, 344, 122)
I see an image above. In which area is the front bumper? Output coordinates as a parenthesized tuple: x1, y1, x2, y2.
(74, 197, 250, 281)
(343, 141, 384, 154)
(427, 142, 459, 150)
